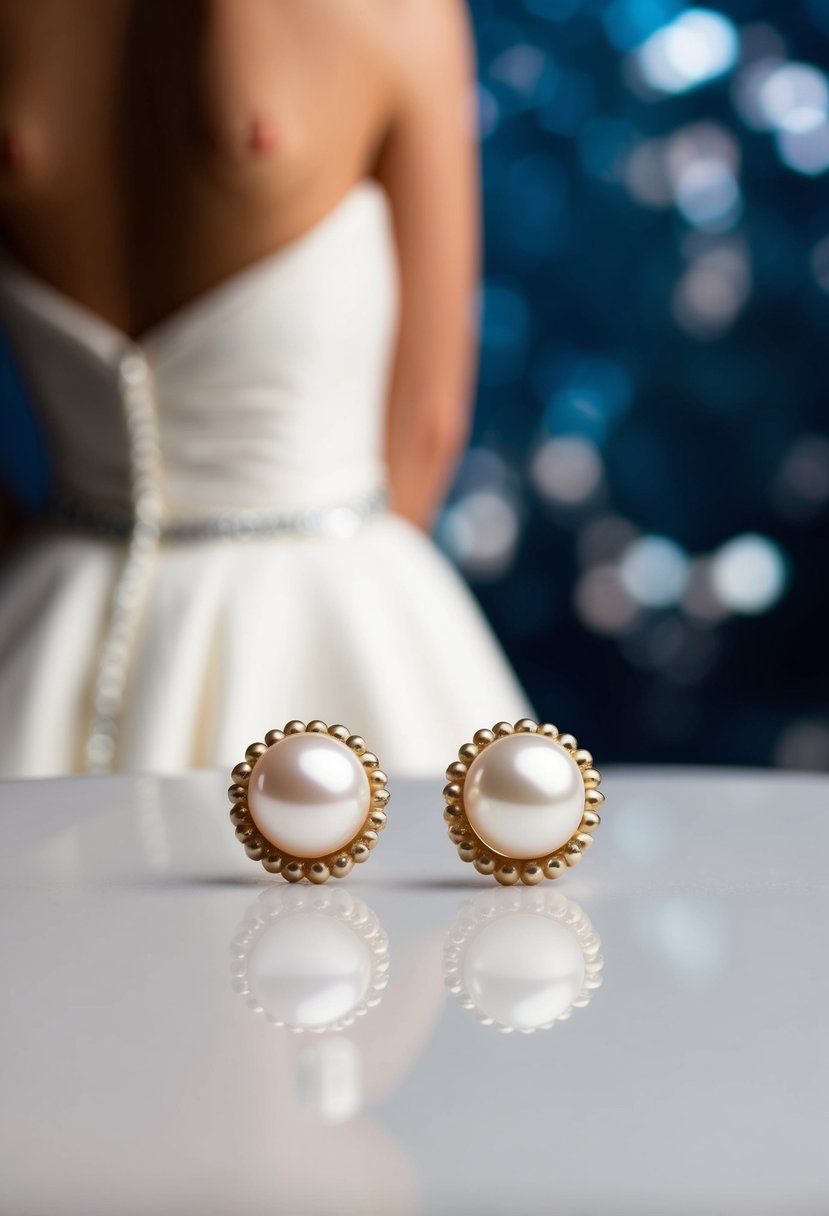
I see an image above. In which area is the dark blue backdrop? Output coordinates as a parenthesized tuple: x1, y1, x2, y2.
(442, 0, 829, 768)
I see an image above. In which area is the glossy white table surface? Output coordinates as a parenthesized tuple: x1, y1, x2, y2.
(0, 767, 826, 1216)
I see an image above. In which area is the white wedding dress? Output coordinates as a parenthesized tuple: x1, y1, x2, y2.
(0, 180, 532, 778)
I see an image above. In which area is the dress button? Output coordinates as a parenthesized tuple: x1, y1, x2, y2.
(119, 352, 148, 386)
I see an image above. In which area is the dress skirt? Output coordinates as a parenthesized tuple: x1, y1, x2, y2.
(0, 511, 534, 778)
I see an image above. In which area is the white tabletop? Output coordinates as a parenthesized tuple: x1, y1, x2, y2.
(0, 766, 826, 1215)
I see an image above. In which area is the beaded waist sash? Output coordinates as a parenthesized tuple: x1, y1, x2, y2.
(48, 486, 389, 542)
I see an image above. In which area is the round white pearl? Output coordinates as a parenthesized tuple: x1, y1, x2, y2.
(462, 912, 585, 1030)
(248, 734, 370, 858)
(248, 912, 371, 1029)
(464, 733, 584, 860)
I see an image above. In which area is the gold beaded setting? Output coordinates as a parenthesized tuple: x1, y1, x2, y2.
(442, 719, 603, 885)
(228, 721, 390, 882)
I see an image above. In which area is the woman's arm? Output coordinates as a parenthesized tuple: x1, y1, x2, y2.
(375, 0, 479, 531)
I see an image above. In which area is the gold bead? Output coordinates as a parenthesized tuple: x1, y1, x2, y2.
(448, 825, 467, 844)
(306, 720, 328, 733)
(369, 809, 387, 830)
(346, 734, 366, 754)
(362, 830, 379, 850)
(370, 769, 388, 789)
(573, 748, 593, 769)
(264, 729, 284, 747)
(332, 854, 353, 878)
(445, 761, 467, 783)
(581, 809, 601, 831)
(283, 720, 306, 735)
(458, 742, 479, 763)
(444, 804, 462, 824)
(283, 861, 304, 882)
(235, 824, 254, 842)
(492, 721, 513, 736)
(565, 842, 582, 866)
(352, 842, 370, 863)
(245, 742, 267, 764)
(576, 832, 594, 850)
(262, 856, 283, 874)
(494, 863, 519, 886)
(328, 724, 350, 741)
(229, 805, 247, 827)
(361, 752, 379, 769)
(538, 722, 559, 736)
(474, 855, 496, 876)
(443, 782, 462, 804)
(514, 718, 537, 733)
(520, 863, 544, 885)
(372, 788, 390, 806)
(244, 842, 265, 860)
(585, 788, 605, 810)
(308, 861, 330, 884)
(582, 767, 602, 789)
(458, 841, 477, 863)
(473, 728, 495, 747)
(544, 856, 566, 879)
(231, 762, 251, 784)
(557, 733, 578, 751)
(228, 783, 247, 804)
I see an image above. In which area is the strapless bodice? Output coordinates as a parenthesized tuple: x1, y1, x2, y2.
(0, 181, 397, 520)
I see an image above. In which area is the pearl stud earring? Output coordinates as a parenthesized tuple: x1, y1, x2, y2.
(442, 720, 603, 885)
(228, 721, 390, 882)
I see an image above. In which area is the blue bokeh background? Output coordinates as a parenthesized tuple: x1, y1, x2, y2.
(2, 0, 828, 769)
(439, 0, 829, 768)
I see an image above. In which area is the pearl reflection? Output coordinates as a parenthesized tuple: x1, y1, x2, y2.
(295, 739, 359, 797)
(231, 886, 389, 1034)
(445, 889, 603, 1034)
(511, 737, 575, 800)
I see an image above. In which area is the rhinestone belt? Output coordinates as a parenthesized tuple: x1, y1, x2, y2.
(48, 486, 389, 542)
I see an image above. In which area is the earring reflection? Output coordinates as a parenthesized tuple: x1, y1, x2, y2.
(231, 885, 389, 1033)
(444, 888, 603, 1033)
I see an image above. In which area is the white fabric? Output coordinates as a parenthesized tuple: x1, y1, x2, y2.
(0, 181, 533, 777)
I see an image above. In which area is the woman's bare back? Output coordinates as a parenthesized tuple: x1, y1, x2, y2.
(0, 0, 400, 337)
(0, 0, 478, 527)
